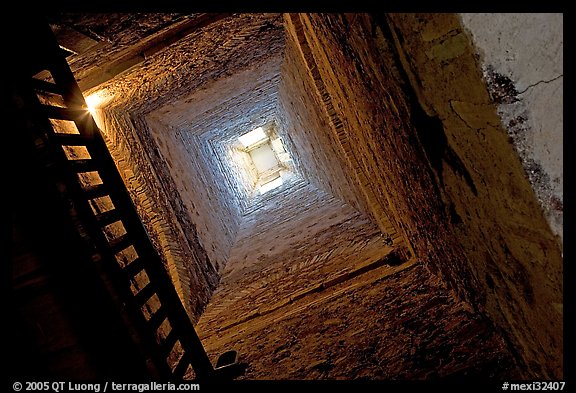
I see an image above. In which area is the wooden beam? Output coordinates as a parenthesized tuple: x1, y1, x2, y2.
(77, 13, 233, 92)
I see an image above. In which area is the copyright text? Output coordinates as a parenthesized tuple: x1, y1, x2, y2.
(12, 382, 200, 392)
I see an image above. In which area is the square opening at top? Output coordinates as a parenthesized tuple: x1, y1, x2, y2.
(238, 127, 267, 149)
(236, 125, 292, 195)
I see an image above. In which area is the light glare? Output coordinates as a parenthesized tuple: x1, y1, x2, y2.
(259, 177, 283, 194)
(238, 127, 267, 148)
(85, 94, 102, 114)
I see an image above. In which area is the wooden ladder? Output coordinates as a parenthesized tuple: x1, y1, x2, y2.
(10, 18, 242, 381)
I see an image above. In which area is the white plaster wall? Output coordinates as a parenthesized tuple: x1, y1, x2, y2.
(460, 13, 563, 244)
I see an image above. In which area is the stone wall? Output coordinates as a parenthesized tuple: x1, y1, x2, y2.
(387, 14, 563, 377)
(288, 13, 562, 377)
(145, 54, 284, 271)
(460, 13, 563, 244)
(55, 12, 562, 378)
(92, 107, 218, 320)
(199, 262, 519, 380)
(281, 15, 407, 249)
(87, 14, 286, 317)
(277, 29, 369, 219)
(198, 180, 397, 336)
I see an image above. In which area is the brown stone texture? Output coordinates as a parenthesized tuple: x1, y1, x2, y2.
(200, 263, 519, 380)
(386, 14, 562, 377)
(198, 182, 395, 336)
(88, 14, 286, 319)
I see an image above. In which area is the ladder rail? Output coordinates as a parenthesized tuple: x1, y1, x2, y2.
(21, 20, 216, 380)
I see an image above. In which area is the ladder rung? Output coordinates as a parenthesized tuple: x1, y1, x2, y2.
(173, 356, 191, 379)
(134, 282, 156, 306)
(68, 158, 99, 172)
(109, 233, 132, 254)
(83, 184, 108, 199)
(123, 257, 146, 278)
(31, 78, 64, 96)
(53, 133, 91, 146)
(148, 306, 167, 331)
(40, 104, 86, 121)
(161, 329, 179, 358)
(95, 209, 122, 226)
